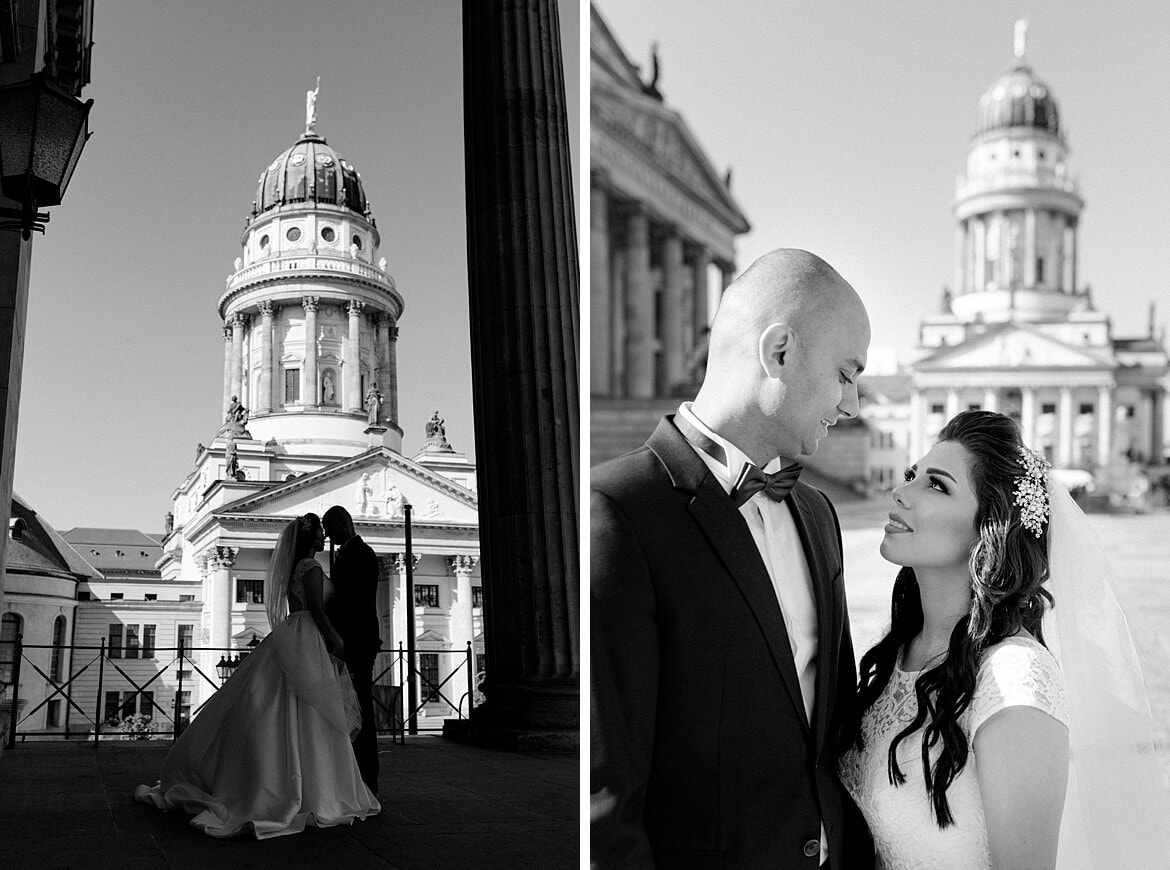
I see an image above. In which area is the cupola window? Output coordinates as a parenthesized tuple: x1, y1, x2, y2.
(321, 227, 336, 243)
(259, 234, 269, 248)
(351, 235, 362, 251)
(286, 226, 302, 242)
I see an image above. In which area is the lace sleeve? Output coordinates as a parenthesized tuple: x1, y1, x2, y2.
(968, 637, 1069, 736)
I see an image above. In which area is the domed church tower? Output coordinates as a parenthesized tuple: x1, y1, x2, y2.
(219, 82, 404, 457)
(949, 19, 1084, 324)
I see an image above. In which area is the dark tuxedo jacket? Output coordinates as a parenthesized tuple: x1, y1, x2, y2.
(325, 534, 381, 668)
(591, 417, 872, 869)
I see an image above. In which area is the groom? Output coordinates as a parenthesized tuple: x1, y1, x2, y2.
(591, 250, 874, 868)
(323, 505, 382, 793)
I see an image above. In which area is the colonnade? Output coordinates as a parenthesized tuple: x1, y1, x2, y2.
(953, 207, 1077, 294)
(591, 184, 735, 399)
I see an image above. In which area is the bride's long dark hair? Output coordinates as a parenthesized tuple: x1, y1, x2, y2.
(840, 410, 1053, 827)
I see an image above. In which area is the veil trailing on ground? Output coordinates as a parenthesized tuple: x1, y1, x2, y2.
(265, 518, 301, 629)
(1043, 480, 1170, 868)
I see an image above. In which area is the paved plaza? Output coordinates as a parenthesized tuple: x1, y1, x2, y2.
(0, 736, 578, 869)
(836, 498, 1170, 787)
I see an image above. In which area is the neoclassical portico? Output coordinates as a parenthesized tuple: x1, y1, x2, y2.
(590, 8, 749, 402)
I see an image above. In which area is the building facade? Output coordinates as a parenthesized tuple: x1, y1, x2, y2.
(589, 3, 750, 465)
(904, 24, 1168, 480)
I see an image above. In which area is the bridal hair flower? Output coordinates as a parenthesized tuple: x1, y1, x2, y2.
(296, 514, 316, 535)
(1014, 446, 1051, 538)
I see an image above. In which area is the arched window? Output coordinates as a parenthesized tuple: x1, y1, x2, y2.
(50, 615, 67, 683)
(0, 612, 22, 685)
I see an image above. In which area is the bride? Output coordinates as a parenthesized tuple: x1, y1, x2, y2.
(135, 513, 380, 837)
(839, 410, 1169, 868)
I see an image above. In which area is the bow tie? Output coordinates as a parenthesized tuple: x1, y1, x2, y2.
(673, 413, 803, 508)
(729, 462, 803, 508)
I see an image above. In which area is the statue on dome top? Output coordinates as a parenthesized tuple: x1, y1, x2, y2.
(1014, 19, 1028, 63)
(306, 76, 321, 134)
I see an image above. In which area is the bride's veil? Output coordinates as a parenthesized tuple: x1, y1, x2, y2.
(1044, 480, 1170, 868)
(265, 517, 301, 630)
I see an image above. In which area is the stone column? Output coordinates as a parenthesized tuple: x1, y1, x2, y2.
(449, 555, 479, 664)
(609, 245, 626, 396)
(973, 217, 987, 291)
(590, 181, 610, 396)
(390, 554, 410, 676)
(945, 387, 960, 421)
(206, 546, 237, 655)
(258, 301, 274, 414)
(1021, 386, 1036, 448)
(953, 223, 965, 297)
(983, 387, 998, 413)
(386, 321, 400, 426)
(346, 300, 364, 413)
(271, 304, 282, 409)
(463, 0, 579, 736)
(1097, 385, 1112, 465)
(624, 207, 653, 399)
(661, 233, 684, 393)
(222, 325, 233, 417)
(1152, 390, 1165, 465)
(1058, 386, 1074, 466)
(1062, 220, 1075, 293)
(301, 296, 319, 406)
(692, 245, 710, 338)
(1069, 219, 1078, 293)
(909, 389, 923, 462)
(1024, 208, 1037, 286)
(230, 313, 246, 403)
(999, 211, 1012, 287)
(375, 313, 390, 423)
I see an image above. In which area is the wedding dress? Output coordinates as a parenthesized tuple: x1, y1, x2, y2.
(134, 557, 380, 837)
(839, 635, 1067, 869)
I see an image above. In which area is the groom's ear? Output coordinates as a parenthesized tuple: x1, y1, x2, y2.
(759, 322, 793, 377)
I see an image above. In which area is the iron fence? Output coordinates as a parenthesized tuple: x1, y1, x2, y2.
(1, 634, 477, 749)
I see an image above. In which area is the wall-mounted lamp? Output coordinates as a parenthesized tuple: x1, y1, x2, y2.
(0, 72, 93, 240)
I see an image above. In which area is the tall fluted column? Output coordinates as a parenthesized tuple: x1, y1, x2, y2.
(1058, 386, 1074, 466)
(983, 387, 998, 413)
(230, 314, 245, 403)
(375, 313, 390, 424)
(449, 555, 478, 663)
(270, 304, 282, 409)
(953, 223, 965, 296)
(206, 546, 237, 655)
(387, 322, 400, 426)
(974, 217, 987, 292)
(591, 181, 610, 396)
(346, 300, 364, 412)
(222, 325, 233, 417)
(1021, 386, 1036, 448)
(258, 301, 274, 414)
(661, 233, 684, 393)
(945, 387, 960, 421)
(302, 296, 319, 407)
(1097, 386, 1112, 465)
(624, 207, 653, 398)
(463, 0, 579, 735)
(692, 245, 710, 338)
(1024, 208, 1037, 286)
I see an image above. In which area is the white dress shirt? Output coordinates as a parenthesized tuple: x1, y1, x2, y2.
(677, 403, 827, 865)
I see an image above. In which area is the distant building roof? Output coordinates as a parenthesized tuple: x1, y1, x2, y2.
(61, 527, 163, 574)
(8, 495, 101, 580)
(860, 373, 914, 404)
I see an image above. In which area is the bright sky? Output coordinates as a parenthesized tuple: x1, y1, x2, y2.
(15, 0, 580, 533)
(595, 0, 1170, 374)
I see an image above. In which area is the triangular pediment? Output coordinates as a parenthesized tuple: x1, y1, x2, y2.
(914, 325, 1116, 371)
(592, 84, 749, 232)
(219, 448, 477, 526)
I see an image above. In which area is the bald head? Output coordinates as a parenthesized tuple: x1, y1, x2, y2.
(707, 249, 859, 374)
(693, 249, 870, 461)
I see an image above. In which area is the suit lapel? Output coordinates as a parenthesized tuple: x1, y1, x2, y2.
(649, 417, 811, 737)
(787, 486, 838, 757)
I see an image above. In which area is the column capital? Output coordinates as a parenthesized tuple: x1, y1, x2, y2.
(205, 545, 238, 570)
(348, 300, 365, 317)
(301, 295, 320, 312)
(448, 555, 479, 575)
(223, 325, 233, 341)
(388, 325, 400, 341)
(391, 553, 423, 572)
(377, 311, 396, 328)
(229, 312, 249, 329)
(257, 300, 274, 317)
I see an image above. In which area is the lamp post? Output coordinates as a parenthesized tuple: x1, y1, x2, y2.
(215, 656, 231, 684)
(0, 71, 93, 240)
(404, 501, 418, 735)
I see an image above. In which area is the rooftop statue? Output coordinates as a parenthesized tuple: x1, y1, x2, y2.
(306, 75, 321, 135)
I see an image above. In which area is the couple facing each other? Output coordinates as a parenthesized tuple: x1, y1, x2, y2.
(135, 506, 382, 838)
(591, 249, 1169, 869)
